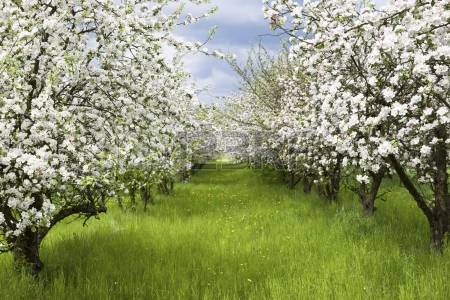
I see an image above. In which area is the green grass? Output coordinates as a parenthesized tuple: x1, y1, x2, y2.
(0, 167, 449, 299)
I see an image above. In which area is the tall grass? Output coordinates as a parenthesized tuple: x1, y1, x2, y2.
(0, 167, 448, 299)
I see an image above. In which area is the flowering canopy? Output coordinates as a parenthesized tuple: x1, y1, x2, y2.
(0, 0, 209, 267)
(257, 0, 450, 247)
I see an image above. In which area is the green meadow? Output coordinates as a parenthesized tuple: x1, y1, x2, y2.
(1, 166, 449, 299)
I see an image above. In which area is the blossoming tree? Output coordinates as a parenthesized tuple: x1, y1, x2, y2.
(0, 0, 209, 273)
(263, 0, 449, 249)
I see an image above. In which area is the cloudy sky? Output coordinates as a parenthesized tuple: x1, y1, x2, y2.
(176, 0, 389, 104)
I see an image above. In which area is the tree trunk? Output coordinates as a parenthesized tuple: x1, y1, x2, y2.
(282, 170, 300, 190)
(9, 195, 107, 275)
(303, 177, 313, 194)
(140, 185, 153, 212)
(287, 172, 298, 189)
(361, 196, 375, 216)
(389, 127, 449, 251)
(13, 229, 43, 275)
(158, 181, 168, 195)
(322, 154, 342, 202)
(129, 188, 136, 211)
(117, 195, 124, 211)
(329, 155, 342, 201)
(430, 219, 447, 251)
(159, 178, 174, 195)
(429, 127, 449, 250)
(358, 168, 385, 216)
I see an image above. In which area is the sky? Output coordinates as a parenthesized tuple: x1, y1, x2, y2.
(176, 0, 389, 104)
(174, 0, 281, 104)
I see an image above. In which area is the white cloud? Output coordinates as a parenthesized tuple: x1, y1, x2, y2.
(374, 0, 389, 7)
(167, 1, 278, 103)
(175, 0, 392, 104)
(211, 0, 264, 24)
(195, 67, 239, 104)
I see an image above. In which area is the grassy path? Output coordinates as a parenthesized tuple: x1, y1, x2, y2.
(0, 167, 449, 299)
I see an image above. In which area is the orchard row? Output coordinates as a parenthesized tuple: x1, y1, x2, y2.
(221, 0, 449, 250)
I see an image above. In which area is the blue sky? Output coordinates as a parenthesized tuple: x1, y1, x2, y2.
(176, 0, 389, 104)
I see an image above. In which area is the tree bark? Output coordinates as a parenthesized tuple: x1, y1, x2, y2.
(389, 133, 449, 252)
(117, 195, 124, 211)
(430, 127, 449, 250)
(140, 185, 153, 212)
(329, 155, 342, 201)
(158, 181, 168, 194)
(159, 177, 174, 195)
(129, 188, 136, 211)
(13, 229, 43, 275)
(321, 154, 343, 202)
(287, 172, 300, 189)
(303, 177, 313, 194)
(10, 197, 107, 275)
(358, 168, 385, 216)
(430, 219, 447, 251)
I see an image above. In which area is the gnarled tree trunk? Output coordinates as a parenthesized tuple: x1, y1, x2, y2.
(13, 229, 44, 275)
(11, 196, 107, 275)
